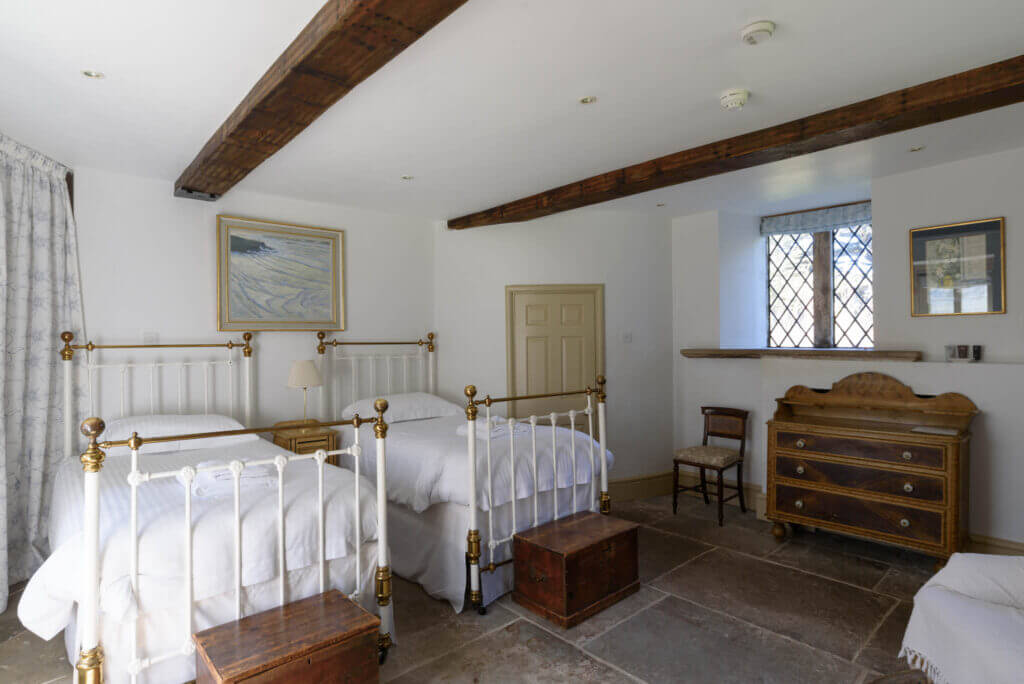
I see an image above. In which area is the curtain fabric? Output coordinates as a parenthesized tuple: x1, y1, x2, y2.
(0, 132, 85, 612)
(760, 201, 871, 235)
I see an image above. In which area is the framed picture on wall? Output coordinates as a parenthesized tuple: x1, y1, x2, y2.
(910, 217, 1005, 317)
(217, 215, 345, 331)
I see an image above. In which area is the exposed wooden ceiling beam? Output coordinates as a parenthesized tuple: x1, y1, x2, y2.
(175, 0, 468, 200)
(448, 53, 1024, 229)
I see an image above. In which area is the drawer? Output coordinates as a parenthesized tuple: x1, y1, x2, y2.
(775, 484, 943, 546)
(776, 431, 944, 469)
(294, 439, 329, 454)
(776, 455, 945, 504)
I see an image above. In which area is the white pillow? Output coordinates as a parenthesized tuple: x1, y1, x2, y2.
(342, 392, 462, 423)
(102, 414, 257, 456)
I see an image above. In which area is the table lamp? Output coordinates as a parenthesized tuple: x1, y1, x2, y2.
(287, 360, 322, 421)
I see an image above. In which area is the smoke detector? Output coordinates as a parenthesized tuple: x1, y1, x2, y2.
(720, 89, 750, 111)
(741, 20, 776, 45)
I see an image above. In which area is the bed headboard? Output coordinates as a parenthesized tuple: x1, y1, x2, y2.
(315, 331, 436, 420)
(59, 330, 255, 457)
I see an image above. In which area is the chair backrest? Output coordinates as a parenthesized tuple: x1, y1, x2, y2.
(701, 406, 749, 458)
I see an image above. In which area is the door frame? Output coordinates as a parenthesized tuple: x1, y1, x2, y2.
(505, 283, 606, 417)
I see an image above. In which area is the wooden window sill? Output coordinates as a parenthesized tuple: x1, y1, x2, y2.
(680, 348, 922, 361)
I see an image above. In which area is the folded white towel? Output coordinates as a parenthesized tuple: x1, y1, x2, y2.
(176, 460, 277, 497)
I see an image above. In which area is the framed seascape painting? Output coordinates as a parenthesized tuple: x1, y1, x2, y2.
(217, 215, 345, 331)
(910, 217, 1005, 317)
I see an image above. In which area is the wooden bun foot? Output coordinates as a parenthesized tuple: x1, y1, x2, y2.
(771, 522, 787, 542)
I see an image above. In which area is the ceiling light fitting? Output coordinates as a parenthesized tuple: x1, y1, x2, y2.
(908, 145, 926, 152)
(81, 70, 105, 79)
(720, 89, 749, 111)
(579, 96, 597, 104)
(400, 175, 414, 180)
(740, 20, 775, 45)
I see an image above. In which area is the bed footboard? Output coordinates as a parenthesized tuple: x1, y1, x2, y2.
(73, 404, 393, 683)
(462, 376, 609, 614)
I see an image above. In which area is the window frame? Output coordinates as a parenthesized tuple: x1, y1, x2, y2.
(766, 225, 873, 349)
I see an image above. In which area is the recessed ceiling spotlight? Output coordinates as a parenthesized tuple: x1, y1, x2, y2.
(656, 203, 666, 207)
(740, 20, 776, 45)
(579, 96, 598, 105)
(81, 69, 105, 79)
(720, 88, 750, 111)
(400, 175, 414, 180)
(907, 145, 926, 153)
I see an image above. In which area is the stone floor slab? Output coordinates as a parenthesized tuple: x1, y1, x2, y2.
(653, 548, 895, 660)
(381, 576, 518, 681)
(873, 566, 934, 601)
(0, 629, 70, 684)
(637, 527, 712, 583)
(500, 586, 667, 646)
(391, 619, 633, 683)
(585, 595, 867, 684)
(768, 536, 891, 589)
(855, 602, 913, 676)
(652, 510, 783, 558)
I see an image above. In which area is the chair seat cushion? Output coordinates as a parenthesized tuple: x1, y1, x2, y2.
(674, 445, 740, 468)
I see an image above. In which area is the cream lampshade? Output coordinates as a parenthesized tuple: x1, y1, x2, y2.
(287, 360, 323, 420)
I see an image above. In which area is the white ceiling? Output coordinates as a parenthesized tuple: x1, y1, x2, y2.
(2, 0, 1023, 221)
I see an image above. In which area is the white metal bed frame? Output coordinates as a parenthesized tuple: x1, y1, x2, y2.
(58, 332, 394, 684)
(462, 378, 609, 614)
(312, 331, 610, 616)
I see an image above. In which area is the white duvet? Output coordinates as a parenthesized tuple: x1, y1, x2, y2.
(338, 414, 613, 513)
(20, 438, 379, 642)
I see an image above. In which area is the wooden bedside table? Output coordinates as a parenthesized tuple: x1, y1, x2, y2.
(272, 419, 339, 466)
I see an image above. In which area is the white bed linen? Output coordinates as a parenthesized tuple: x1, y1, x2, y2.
(20, 438, 380, 681)
(388, 484, 597, 613)
(900, 553, 1024, 684)
(60, 545, 379, 684)
(338, 415, 613, 513)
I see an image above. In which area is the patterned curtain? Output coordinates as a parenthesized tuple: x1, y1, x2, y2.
(760, 201, 871, 235)
(0, 132, 85, 612)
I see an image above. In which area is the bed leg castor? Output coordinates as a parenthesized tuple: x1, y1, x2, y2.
(477, 605, 487, 616)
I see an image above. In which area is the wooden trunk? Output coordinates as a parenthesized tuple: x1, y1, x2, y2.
(193, 590, 379, 683)
(512, 512, 639, 628)
(766, 372, 977, 559)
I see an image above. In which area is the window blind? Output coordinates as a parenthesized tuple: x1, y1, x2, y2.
(760, 201, 871, 236)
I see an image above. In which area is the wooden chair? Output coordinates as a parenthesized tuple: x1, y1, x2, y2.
(673, 407, 749, 526)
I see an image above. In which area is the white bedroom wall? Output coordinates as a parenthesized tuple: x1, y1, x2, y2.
(672, 145, 1024, 544)
(433, 209, 674, 481)
(73, 166, 435, 425)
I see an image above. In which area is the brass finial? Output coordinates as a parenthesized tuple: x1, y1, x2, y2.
(596, 375, 607, 403)
(60, 331, 75, 361)
(80, 417, 106, 473)
(242, 332, 253, 357)
(128, 431, 142, 452)
(316, 331, 326, 355)
(374, 399, 389, 438)
(85, 341, 95, 352)
(464, 385, 478, 421)
(427, 332, 435, 353)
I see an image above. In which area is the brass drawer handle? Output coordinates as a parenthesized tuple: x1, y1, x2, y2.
(900, 518, 910, 528)
(795, 465, 805, 475)
(903, 482, 914, 493)
(902, 450, 913, 461)
(794, 500, 804, 510)
(795, 439, 806, 449)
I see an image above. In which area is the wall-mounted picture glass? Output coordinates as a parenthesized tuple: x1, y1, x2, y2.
(910, 217, 1005, 316)
(217, 215, 345, 331)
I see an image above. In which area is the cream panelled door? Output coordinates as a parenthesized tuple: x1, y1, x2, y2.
(506, 285, 605, 419)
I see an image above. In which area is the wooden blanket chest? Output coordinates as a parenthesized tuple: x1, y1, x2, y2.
(766, 372, 977, 559)
(193, 590, 379, 683)
(513, 511, 639, 628)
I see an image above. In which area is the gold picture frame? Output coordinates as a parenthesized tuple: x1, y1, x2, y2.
(217, 215, 345, 331)
(909, 217, 1005, 317)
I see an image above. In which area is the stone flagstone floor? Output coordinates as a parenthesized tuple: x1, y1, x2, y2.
(1, 493, 933, 683)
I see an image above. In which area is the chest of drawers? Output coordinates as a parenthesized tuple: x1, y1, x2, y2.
(766, 372, 977, 559)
